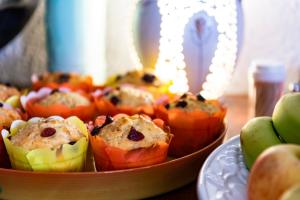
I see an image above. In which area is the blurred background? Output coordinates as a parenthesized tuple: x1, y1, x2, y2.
(0, 0, 300, 95)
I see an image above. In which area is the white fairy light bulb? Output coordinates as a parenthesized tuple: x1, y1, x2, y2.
(155, 0, 238, 98)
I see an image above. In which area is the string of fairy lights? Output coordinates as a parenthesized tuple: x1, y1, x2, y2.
(131, 0, 238, 99)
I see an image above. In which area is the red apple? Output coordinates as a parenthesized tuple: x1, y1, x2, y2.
(248, 144, 300, 200)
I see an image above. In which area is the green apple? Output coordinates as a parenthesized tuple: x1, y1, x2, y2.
(280, 185, 300, 200)
(273, 93, 300, 144)
(240, 116, 282, 169)
(248, 144, 300, 200)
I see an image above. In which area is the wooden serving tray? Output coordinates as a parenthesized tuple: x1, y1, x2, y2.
(0, 130, 225, 200)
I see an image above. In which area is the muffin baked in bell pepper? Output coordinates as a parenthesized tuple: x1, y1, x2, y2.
(21, 87, 96, 122)
(0, 102, 22, 168)
(32, 72, 93, 92)
(94, 85, 156, 117)
(1, 116, 89, 171)
(0, 83, 22, 108)
(155, 92, 226, 157)
(89, 114, 172, 171)
(105, 69, 172, 98)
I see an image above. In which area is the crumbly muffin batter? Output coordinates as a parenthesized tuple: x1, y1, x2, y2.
(0, 107, 21, 128)
(10, 118, 85, 151)
(104, 86, 154, 107)
(99, 115, 168, 150)
(38, 72, 87, 84)
(113, 70, 162, 87)
(166, 93, 221, 114)
(38, 92, 90, 108)
(0, 84, 20, 101)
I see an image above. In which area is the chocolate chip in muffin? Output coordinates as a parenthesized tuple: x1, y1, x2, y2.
(180, 93, 188, 99)
(57, 73, 70, 83)
(175, 100, 187, 108)
(127, 127, 144, 141)
(110, 95, 120, 105)
(38, 74, 44, 81)
(103, 91, 110, 96)
(196, 94, 206, 102)
(115, 75, 122, 81)
(41, 127, 56, 137)
(91, 126, 102, 136)
(142, 73, 156, 83)
(50, 89, 60, 95)
(164, 103, 170, 109)
(0, 102, 3, 107)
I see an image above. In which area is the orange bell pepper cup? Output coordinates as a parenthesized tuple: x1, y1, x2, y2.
(23, 89, 96, 122)
(94, 94, 155, 118)
(89, 115, 172, 171)
(155, 100, 226, 157)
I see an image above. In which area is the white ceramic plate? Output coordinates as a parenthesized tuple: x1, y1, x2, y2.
(197, 135, 249, 200)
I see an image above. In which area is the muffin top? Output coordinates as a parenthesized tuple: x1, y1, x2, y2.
(36, 72, 88, 85)
(111, 70, 162, 88)
(165, 93, 221, 114)
(92, 115, 169, 151)
(38, 91, 90, 108)
(103, 86, 154, 107)
(10, 118, 85, 151)
(0, 84, 20, 101)
(0, 103, 21, 128)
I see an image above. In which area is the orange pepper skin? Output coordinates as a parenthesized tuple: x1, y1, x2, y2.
(25, 98, 96, 122)
(90, 115, 171, 171)
(155, 101, 226, 157)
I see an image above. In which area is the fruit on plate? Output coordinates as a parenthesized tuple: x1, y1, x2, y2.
(280, 185, 300, 200)
(248, 144, 300, 200)
(240, 116, 282, 169)
(273, 93, 300, 144)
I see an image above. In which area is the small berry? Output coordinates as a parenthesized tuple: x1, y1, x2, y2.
(142, 73, 156, 83)
(176, 100, 187, 108)
(57, 73, 70, 83)
(41, 127, 56, 137)
(110, 95, 120, 105)
(196, 94, 206, 102)
(127, 127, 144, 141)
(164, 103, 170, 109)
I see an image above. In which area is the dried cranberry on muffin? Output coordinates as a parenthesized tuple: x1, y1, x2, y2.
(1, 116, 89, 171)
(0, 102, 22, 168)
(155, 92, 226, 157)
(32, 72, 93, 92)
(89, 114, 172, 170)
(21, 87, 96, 121)
(94, 85, 155, 117)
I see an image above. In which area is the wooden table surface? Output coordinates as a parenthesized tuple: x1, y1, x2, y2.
(148, 95, 251, 200)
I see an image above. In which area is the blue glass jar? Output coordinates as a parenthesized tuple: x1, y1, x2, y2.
(46, 0, 85, 73)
